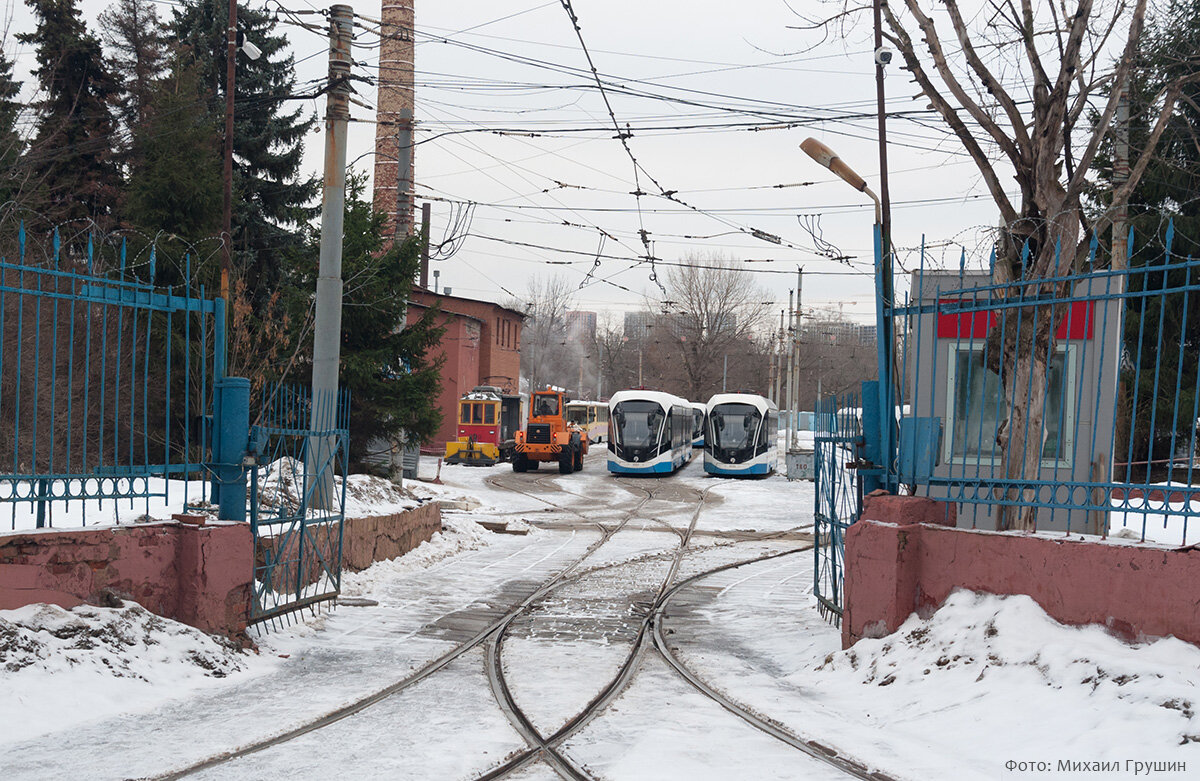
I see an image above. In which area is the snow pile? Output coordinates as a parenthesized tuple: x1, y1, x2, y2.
(252, 457, 426, 518)
(813, 590, 1200, 750)
(342, 472, 421, 517)
(339, 513, 499, 597)
(0, 600, 262, 744)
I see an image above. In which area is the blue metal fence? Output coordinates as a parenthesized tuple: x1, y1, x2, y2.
(814, 223, 1200, 621)
(248, 385, 350, 626)
(813, 390, 863, 624)
(887, 225, 1199, 545)
(0, 226, 223, 530)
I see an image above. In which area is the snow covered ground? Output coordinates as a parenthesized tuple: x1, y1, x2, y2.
(3, 448, 1200, 779)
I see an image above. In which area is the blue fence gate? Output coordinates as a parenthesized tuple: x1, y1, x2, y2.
(247, 385, 350, 627)
(812, 391, 864, 624)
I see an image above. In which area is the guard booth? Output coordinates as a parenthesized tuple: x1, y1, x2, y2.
(903, 270, 1123, 533)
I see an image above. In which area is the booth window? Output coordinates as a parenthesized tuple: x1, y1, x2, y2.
(944, 344, 1074, 468)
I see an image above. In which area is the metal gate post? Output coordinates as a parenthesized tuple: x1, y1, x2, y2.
(214, 376, 250, 521)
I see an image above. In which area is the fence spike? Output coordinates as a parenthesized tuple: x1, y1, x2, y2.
(120, 237, 127, 276)
(958, 246, 966, 278)
(18, 220, 24, 261)
(1165, 219, 1175, 257)
(149, 244, 156, 283)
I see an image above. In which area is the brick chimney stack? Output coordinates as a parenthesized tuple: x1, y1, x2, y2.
(373, 0, 415, 241)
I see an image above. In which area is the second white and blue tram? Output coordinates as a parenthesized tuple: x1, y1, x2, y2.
(704, 393, 779, 477)
(607, 390, 695, 475)
(690, 401, 706, 448)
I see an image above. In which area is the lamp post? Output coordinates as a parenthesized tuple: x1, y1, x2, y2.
(801, 137, 896, 492)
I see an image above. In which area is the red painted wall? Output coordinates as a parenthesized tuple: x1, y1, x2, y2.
(0, 522, 252, 636)
(0, 504, 443, 636)
(843, 496, 1200, 649)
(408, 290, 523, 451)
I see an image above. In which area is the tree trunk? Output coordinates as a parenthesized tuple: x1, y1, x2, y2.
(994, 311, 1054, 531)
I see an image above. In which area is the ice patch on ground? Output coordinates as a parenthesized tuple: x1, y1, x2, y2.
(813, 590, 1200, 747)
(0, 600, 265, 744)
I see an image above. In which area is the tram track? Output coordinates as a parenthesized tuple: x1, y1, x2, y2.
(156, 470, 707, 780)
(478, 542, 885, 781)
(476, 466, 881, 781)
(158, 467, 833, 780)
(477, 486, 716, 780)
(154, 483, 659, 780)
(650, 552, 896, 781)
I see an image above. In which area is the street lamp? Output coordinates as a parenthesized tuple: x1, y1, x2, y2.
(799, 138, 881, 223)
(800, 136, 896, 492)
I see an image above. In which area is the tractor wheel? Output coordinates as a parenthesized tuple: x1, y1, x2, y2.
(559, 448, 574, 474)
(528, 459, 540, 471)
(573, 445, 583, 471)
(513, 454, 528, 473)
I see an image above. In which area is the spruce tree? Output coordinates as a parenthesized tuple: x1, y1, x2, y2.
(0, 48, 25, 207)
(285, 173, 445, 467)
(171, 0, 317, 310)
(99, 0, 169, 158)
(123, 51, 223, 285)
(18, 0, 120, 224)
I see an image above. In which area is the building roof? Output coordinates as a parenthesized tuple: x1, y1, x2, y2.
(410, 288, 526, 320)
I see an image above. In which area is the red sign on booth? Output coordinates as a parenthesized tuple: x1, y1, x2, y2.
(936, 299, 1095, 340)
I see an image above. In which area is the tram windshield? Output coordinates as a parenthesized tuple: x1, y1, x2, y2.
(566, 405, 589, 425)
(611, 400, 664, 447)
(709, 404, 762, 450)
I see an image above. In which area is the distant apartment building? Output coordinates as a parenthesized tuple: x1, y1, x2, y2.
(623, 310, 656, 340)
(565, 310, 597, 342)
(803, 319, 877, 346)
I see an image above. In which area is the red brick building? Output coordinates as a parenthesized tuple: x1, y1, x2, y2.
(406, 290, 524, 451)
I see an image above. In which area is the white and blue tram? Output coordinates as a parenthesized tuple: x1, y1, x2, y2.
(704, 393, 779, 477)
(690, 401, 706, 448)
(607, 390, 696, 475)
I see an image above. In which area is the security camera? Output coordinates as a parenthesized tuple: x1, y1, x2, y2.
(874, 47, 893, 66)
(236, 31, 262, 61)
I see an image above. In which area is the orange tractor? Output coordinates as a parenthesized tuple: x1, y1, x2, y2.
(513, 388, 589, 474)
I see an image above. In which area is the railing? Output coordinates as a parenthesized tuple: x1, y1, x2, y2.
(248, 385, 350, 625)
(0, 226, 222, 531)
(891, 225, 1199, 545)
(813, 390, 863, 624)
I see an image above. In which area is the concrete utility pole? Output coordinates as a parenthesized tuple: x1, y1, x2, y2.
(791, 268, 803, 450)
(785, 290, 795, 449)
(393, 107, 415, 240)
(307, 4, 353, 509)
(773, 309, 784, 406)
(220, 0, 237, 301)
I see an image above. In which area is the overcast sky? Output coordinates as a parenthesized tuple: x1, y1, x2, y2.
(4, 0, 1017, 327)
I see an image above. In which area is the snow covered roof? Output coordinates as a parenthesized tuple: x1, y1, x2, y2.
(608, 389, 691, 411)
(706, 393, 778, 414)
